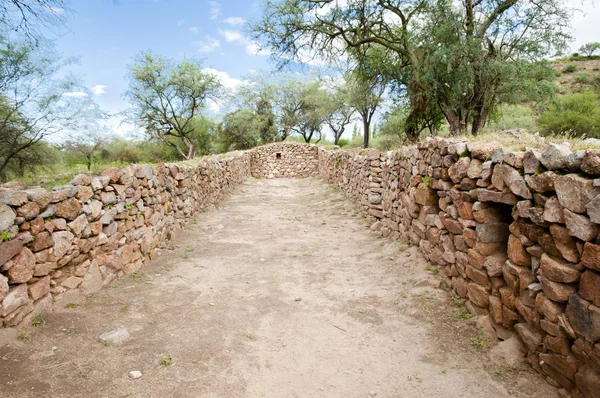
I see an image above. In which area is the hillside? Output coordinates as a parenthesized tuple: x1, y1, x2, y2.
(550, 58, 600, 94)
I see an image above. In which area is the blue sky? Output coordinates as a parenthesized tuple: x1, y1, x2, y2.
(50, 0, 599, 137)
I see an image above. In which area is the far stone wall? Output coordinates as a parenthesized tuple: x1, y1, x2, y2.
(249, 142, 319, 178)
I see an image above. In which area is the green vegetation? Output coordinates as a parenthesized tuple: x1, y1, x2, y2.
(159, 355, 172, 366)
(539, 90, 600, 138)
(31, 313, 44, 326)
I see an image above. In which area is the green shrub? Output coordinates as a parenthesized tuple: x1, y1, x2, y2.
(486, 104, 539, 132)
(539, 90, 600, 137)
(336, 138, 350, 147)
(562, 64, 577, 73)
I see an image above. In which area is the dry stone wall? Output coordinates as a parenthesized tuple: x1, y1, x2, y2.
(319, 138, 600, 397)
(0, 153, 250, 328)
(250, 142, 319, 178)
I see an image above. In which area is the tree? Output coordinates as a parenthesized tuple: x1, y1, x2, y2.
(0, 36, 101, 181)
(346, 70, 385, 147)
(290, 81, 328, 143)
(252, 0, 571, 136)
(579, 42, 600, 57)
(322, 83, 354, 145)
(236, 76, 279, 142)
(125, 51, 221, 160)
(539, 90, 600, 138)
(218, 109, 261, 150)
(63, 131, 107, 170)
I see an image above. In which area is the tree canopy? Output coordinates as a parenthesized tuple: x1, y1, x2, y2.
(125, 52, 221, 160)
(251, 0, 571, 138)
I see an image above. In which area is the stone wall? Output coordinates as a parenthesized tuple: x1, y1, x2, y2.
(0, 153, 250, 328)
(319, 138, 600, 397)
(250, 142, 319, 178)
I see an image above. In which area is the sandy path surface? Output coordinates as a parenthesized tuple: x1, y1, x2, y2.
(0, 178, 556, 398)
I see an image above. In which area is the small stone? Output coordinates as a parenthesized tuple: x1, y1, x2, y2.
(294, 298, 302, 302)
(128, 370, 143, 379)
(99, 326, 130, 345)
(208, 302, 215, 306)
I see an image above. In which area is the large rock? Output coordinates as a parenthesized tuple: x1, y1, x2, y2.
(541, 276, 576, 303)
(586, 195, 600, 224)
(0, 274, 8, 301)
(80, 262, 103, 295)
(540, 253, 581, 283)
(524, 172, 556, 193)
(476, 223, 509, 243)
(540, 143, 572, 170)
(51, 231, 74, 259)
(564, 210, 599, 242)
(507, 234, 530, 266)
(414, 187, 438, 206)
(448, 157, 470, 183)
(0, 239, 23, 267)
(69, 174, 92, 186)
(549, 224, 580, 263)
(581, 150, 600, 175)
(582, 242, 600, 271)
(576, 365, 600, 398)
(55, 197, 82, 220)
(566, 294, 600, 342)
(579, 270, 600, 307)
(7, 247, 35, 283)
(2, 284, 29, 316)
(0, 189, 28, 206)
(489, 336, 526, 367)
(514, 322, 543, 352)
(502, 166, 532, 199)
(0, 203, 16, 233)
(467, 141, 502, 160)
(476, 189, 517, 205)
(555, 174, 600, 213)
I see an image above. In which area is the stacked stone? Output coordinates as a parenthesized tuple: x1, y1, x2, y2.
(319, 148, 384, 219)
(0, 153, 250, 328)
(249, 142, 319, 178)
(320, 139, 600, 396)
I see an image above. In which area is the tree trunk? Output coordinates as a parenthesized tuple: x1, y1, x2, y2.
(362, 118, 370, 148)
(87, 155, 92, 171)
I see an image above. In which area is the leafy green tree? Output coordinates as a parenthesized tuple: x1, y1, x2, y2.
(579, 42, 600, 57)
(539, 90, 600, 138)
(125, 51, 221, 160)
(236, 76, 279, 142)
(345, 70, 385, 147)
(0, 36, 101, 181)
(322, 84, 354, 145)
(63, 131, 107, 171)
(218, 109, 261, 150)
(252, 0, 570, 136)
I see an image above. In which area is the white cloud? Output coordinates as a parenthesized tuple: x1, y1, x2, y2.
(218, 29, 244, 43)
(63, 91, 88, 98)
(202, 68, 245, 90)
(189, 26, 200, 34)
(46, 6, 65, 16)
(209, 1, 221, 20)
(91, 85, 107, 96)
(567, 0, 599, 51)
(193, 36, 220, 53)
(177, 19, 185, 27)
(218, 29, 270, 56)
(223, 16, 245, 26)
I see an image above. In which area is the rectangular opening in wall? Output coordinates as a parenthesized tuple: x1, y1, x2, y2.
(276, 153, 282, 160)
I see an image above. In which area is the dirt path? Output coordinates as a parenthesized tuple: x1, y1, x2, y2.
(0, 178, 556, 398)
